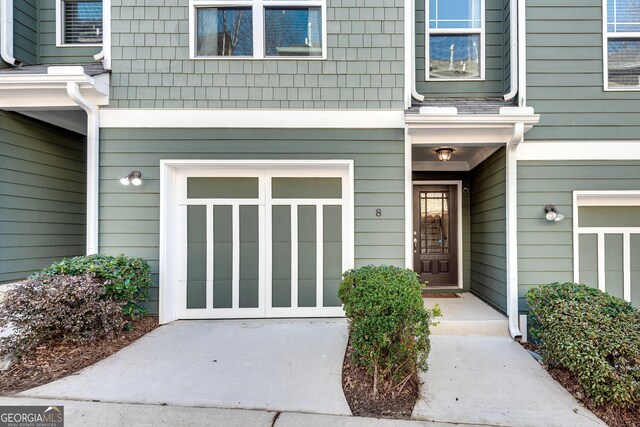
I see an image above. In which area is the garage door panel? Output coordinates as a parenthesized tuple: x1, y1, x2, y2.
(176, 165, 350, 319)
(187, 205, 207, 309)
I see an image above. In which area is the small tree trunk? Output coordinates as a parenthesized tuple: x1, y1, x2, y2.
(373, 364, 378, 397)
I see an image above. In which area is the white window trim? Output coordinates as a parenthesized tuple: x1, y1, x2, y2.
(189, 0, 327, 60)
(602, 0, 640, 91)
(425, 0, 485, 81)
(56, 0, 103, 47)
(573, 190, 640, 302)
(160, 160, 354, 323)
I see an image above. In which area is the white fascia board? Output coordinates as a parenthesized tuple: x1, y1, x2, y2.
(0, 73, 109, 108)
(518, 141, 640, 161)
(406, 113, 540, 126)
(100, 109, 405, 129)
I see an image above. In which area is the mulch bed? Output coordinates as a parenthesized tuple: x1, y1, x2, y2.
(341, 338, 418, 419)
(522, 343, 640, 427)
(0, 316, 159, 395)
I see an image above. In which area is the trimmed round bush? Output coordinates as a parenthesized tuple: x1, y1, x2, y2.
(36, 254, 151, 318)
(526, 282, 640, 407)
(338, 265, 440, 395)
(0, 274, 127, 358)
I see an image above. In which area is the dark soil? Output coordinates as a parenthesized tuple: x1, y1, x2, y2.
(522, 343, 640, 427)
(341, 338, 419, 419)
(0, 316, 159, 395)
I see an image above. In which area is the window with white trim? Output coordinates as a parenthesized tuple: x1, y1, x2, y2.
(57, 0, 103, 46)
(604, 0, 640, 89)
(426, 0, 484, 80)
(191, 0, 325, 59)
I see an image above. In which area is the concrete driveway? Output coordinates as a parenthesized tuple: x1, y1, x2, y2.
(18, 319, 351, 416)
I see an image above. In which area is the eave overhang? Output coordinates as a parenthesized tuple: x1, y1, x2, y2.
(0, 66, 109, 109)
(406, 107, 540, 146)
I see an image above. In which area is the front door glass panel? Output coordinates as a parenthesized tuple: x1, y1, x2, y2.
(420, 191, 450, 255)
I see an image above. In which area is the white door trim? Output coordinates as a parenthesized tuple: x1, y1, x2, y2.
(159, 159, 354, 323)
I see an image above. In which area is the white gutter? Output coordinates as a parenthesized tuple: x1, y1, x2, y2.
(67, 82, 100, 255)
(0, 0, 18, 66)
(517, 0, 526, 106)
(502, 0, 518, 102)
(93, 0, 111, 70)
(405, 0, 424, 107)
(505, 122, 524, 340)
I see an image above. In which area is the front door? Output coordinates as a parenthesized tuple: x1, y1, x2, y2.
(413, 185, 458, 286)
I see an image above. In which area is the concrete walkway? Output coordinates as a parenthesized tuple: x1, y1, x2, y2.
(9, 295, 606, 426)
(416, 294, 605, 427)
(18, 319, 351, 416)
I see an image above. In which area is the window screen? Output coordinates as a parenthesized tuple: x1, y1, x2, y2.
(63, 0, 103, 45)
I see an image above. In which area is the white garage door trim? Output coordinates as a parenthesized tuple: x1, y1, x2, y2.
(159, 160, 354, 324)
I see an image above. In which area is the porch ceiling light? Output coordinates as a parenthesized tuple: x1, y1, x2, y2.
(544, 204, 564, 222)
(435, 147, 455, 162)
(120, 170, 142, 186)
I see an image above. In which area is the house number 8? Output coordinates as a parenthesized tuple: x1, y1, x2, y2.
(376, 209, 382, 217)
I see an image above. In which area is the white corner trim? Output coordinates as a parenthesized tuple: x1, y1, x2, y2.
(518, 141, 640, 160)
(100, 109, 405, 128)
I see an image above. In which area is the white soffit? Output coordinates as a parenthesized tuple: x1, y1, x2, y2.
(405, 113, 539, 145)
(100, 109, 406, 128)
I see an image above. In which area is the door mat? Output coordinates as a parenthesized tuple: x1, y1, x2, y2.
(422, 292, 461, 298)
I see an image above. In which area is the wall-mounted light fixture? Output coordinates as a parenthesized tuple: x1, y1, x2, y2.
(544, 204, 564, 222)
(120, 170, 142, 186)
(435, 147, 455, 161)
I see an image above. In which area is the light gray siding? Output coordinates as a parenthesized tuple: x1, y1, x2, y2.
(470, 148, 507, 313)
(109, 0, 405, 109)
(415, 0, 509, 97)
(38, 1, 101, 64)
(517, 161, 640, 310)
(14, 0, 38, 65)
(526, 0, 640, 140)
(99, 128, 406, 313)
(0, 111, 86, 283)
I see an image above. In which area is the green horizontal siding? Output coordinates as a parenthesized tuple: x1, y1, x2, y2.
(14, 0, 38, 65)
(470, 148, 507, 314)
(0, 111, 86, 283)
(517, 161, 640, 310)
(99, 128, 405, 313)
(415, 0, 509, 97)
(526, 0, 640, 140)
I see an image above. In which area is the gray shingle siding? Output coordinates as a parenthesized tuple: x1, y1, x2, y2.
(110, 0, 405, 109)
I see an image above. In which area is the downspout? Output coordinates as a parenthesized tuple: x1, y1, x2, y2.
(67, 82, 100, 255)
(407, 0, 424, 104)
(502, 0, 518, 102)
(93, 0, 111, 70)
(517, 0, 526, 106)
(0, 0, 18, 66)
(506, 122, 525, 340)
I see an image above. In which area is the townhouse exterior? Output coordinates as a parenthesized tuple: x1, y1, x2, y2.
(0, 0, 638, 338)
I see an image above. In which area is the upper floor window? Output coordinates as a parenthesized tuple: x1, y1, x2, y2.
(190, 0, 325, 59)
(57, 0, 103, 46)
(604, 0, 640, 90)
(426, 0, 484, 80)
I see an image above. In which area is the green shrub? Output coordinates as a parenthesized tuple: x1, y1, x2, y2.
(526, 282, 640, 407)
(338, 265, 440, 396)
(36, 254, 151, 318)
(0, 274, 127, 357)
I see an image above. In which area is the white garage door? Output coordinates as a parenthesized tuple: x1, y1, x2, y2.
(163, 161, 353, 320)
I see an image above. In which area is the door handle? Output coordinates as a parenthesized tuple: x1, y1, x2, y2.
(413, 237, 417, 253)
